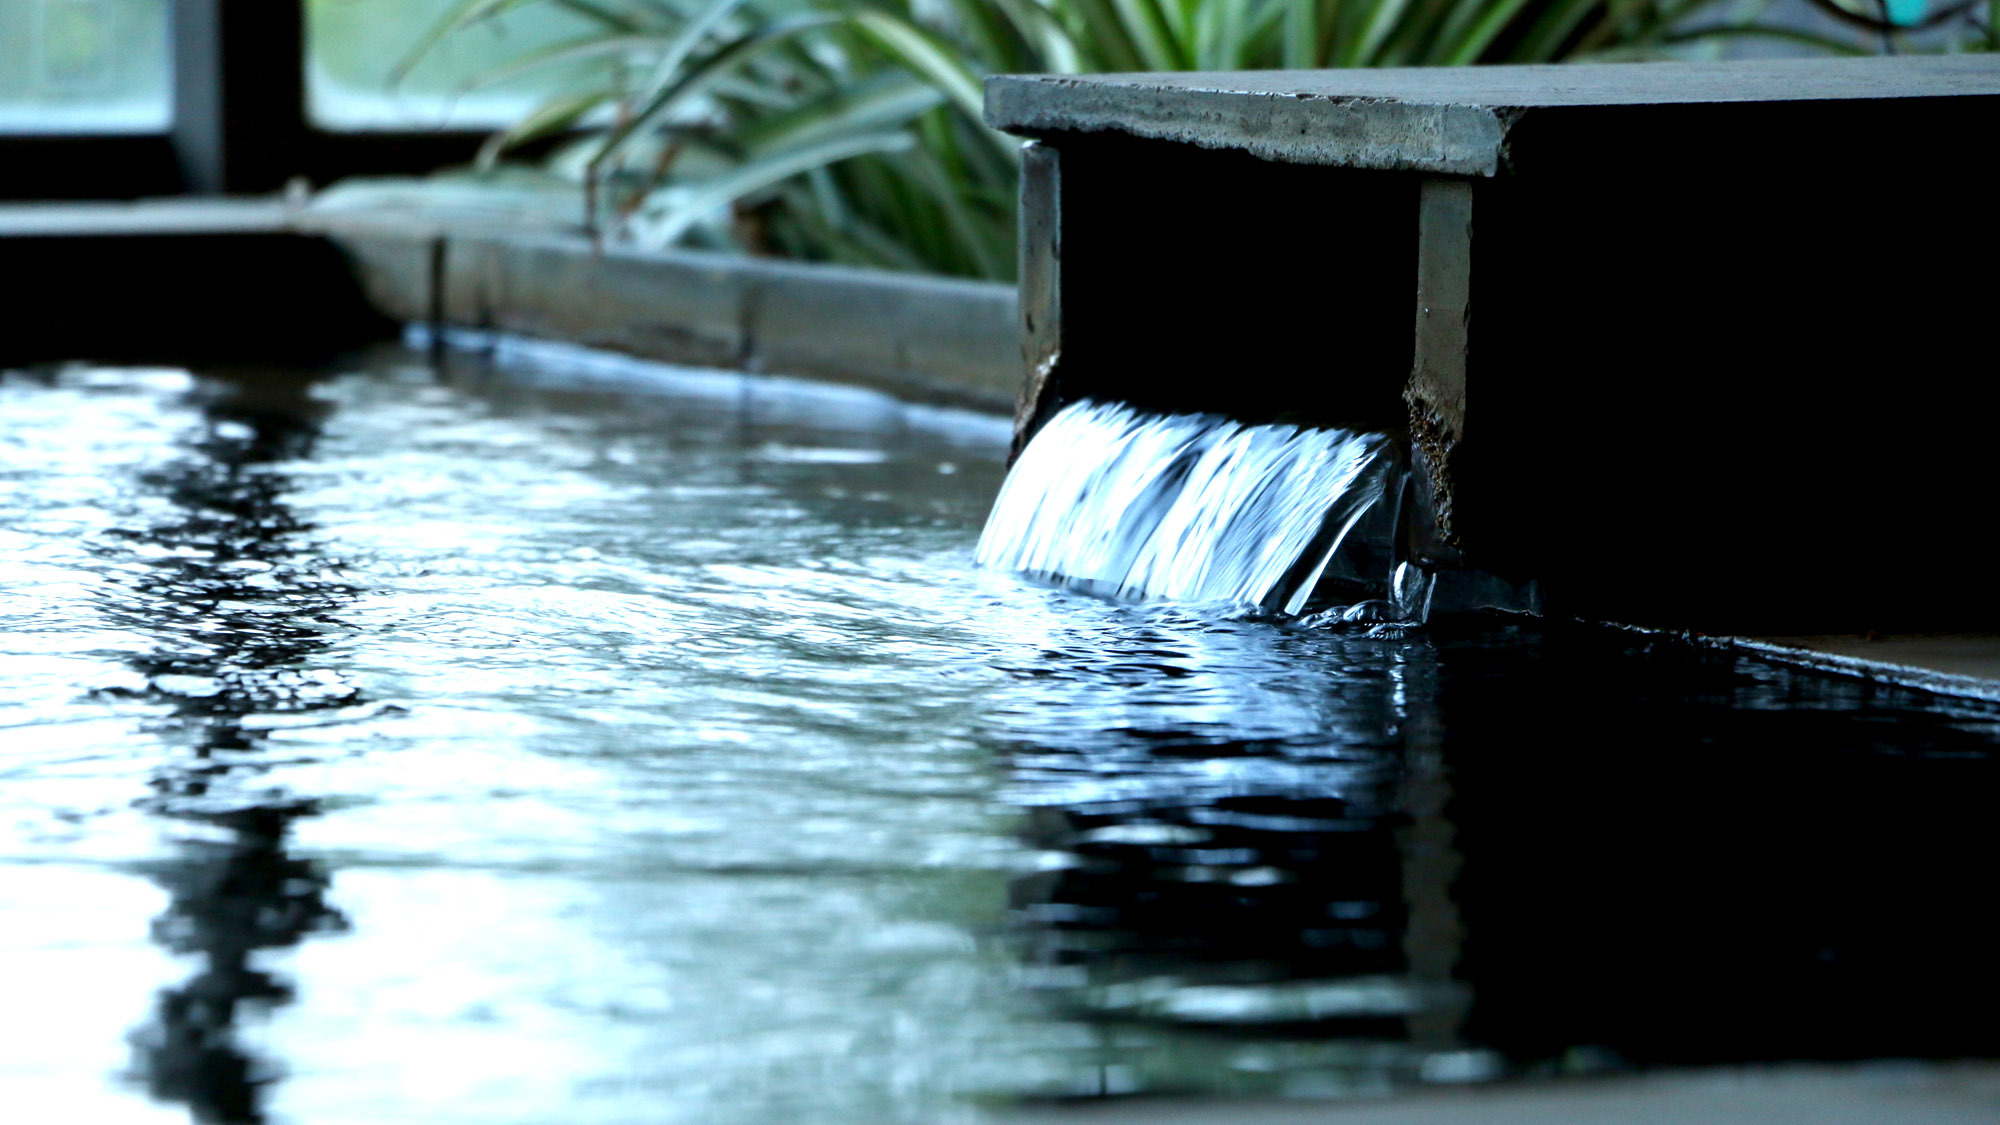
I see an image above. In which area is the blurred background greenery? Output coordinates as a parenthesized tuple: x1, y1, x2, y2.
(3, 0, 1991, 275)
(372, 0, 1993, 278)
(308, 0, 607, 129)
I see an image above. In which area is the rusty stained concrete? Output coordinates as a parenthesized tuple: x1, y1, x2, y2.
(985, 56, 2000, 175)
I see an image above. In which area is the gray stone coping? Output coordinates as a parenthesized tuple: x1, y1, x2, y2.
(308, 211, 1020, 413)
(985, 55, 2000, 175)
(1730, 634, 2000, 703)
(0, 199, 1021, 414)
(0, 198, 296, 237)
(998, 1063, 2000, 1125)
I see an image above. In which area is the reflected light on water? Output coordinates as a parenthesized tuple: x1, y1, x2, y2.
(1, 348, 1997, 1123)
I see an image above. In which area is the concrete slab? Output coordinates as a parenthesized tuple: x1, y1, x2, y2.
(1733, 634, 2000, 703)
(441, 234, 752, 372)
(0, 197, 295, 237)
(986, 56, 2000, 175)
(1, 199, 1021, 413)
(999, 1064, 2000, 1125)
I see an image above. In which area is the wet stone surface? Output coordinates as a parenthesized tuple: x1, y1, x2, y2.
(1, 347, 1996, 1123)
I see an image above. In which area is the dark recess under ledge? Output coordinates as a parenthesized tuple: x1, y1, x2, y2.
(988, 56, 2000, 634)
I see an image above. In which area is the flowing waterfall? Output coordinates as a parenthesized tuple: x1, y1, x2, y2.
(978, 400, 1415, 617)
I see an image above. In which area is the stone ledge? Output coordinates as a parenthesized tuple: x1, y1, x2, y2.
(986, 56, 2000, 174)
(307, 211, 1021, 413)
(999, 1064, 2000, 1125)
(0, 200, 1021, 414)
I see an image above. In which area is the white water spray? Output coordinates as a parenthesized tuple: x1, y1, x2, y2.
(978, 400, 1410, 616)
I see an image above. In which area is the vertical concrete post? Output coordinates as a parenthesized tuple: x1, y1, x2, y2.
(1407, 177, 1474, 552)
(1013, 140, 1063, 459)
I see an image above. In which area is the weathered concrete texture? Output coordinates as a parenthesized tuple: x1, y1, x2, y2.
(1000, 1065, 2000, 1125)
(435, 234, 751, 370)
(986, 56, 2000, 175)
(1406, 179, 1473, 560)
(1015, 141, 1063, 456)
(311, 213, 1021, 412)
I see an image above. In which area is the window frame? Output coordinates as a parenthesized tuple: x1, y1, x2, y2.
(0, 0, 491, 201)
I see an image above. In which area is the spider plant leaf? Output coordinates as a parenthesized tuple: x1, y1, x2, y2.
(1512, 0, 1615, 60)
(640, 129, 918, 245)
(636, 0, 753, 105)
(898, 146, 1009, 279)
(845, 10, 987, 125)
(1318, 0, 1345, 63)
(775, 180, 935, 272)
(549, 0, 644, 28)
(1572, 0, 1655, 54)
(589, 13, 840, 174)
(986, 0, 1086, 72)
(736, 76, 945, 156)
(1368, 0, 1456, 62)
(1659, 22, 1873, 51)
(1192, 0, 1250, 68)
(1343, 0, 1421, 64)
(1064, 0, 1150, 71)
(1439, 0, 1540, 63)
(461, 33, 673, 91)
(939, 0, 1032, 76)
(1109, 0, 1189, 70)
(478, 89, 618, 169)
(804, 166, 849, 232)
(1282, 0, 1318, 67)
(392, 0, 642, 86)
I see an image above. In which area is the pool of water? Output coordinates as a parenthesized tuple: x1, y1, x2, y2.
(3, 345, 1997, 1124)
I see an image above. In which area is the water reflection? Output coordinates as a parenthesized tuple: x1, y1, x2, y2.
(6, 350, 1999, 1121)
(99, 375, 353, 1123)
(996, 617, 2000, 1086)
(988, 616, 1476, 1091)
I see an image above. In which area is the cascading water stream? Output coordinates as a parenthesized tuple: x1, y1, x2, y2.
(978, 400, 1424, 619)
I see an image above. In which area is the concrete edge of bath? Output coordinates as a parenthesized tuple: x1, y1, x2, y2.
(0, 197, 1019, 415)
(0, 197, 297, 236)
(1727, 635, 2000, 705)
(300, 209, 1021, 415)
(14, 197, 2000, 708)
(995, 1062, 2000, 1124)
(1597, 619, 2000, 704)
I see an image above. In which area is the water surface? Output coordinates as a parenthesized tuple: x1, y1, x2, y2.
(3, 346, 1995, 1123)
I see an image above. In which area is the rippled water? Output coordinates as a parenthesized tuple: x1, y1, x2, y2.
(4, 346, 1998, 1124)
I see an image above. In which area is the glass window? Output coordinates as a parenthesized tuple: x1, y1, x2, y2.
(0, 0, 171, 134)
(306, 0, 604, 131)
